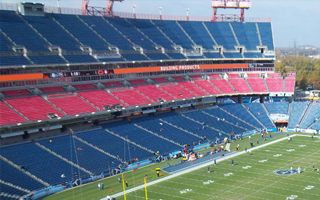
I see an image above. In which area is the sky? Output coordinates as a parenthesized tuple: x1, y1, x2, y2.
(1, 0, 320, 47)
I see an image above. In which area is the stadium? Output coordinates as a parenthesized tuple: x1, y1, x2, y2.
(0, 0, 319, 199)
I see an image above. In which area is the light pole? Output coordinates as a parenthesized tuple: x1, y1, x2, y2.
(132, 4, 136, 19)
(186, 8, 190, 21)
(159, 6, 163, 20)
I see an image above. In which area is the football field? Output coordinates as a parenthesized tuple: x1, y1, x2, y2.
(116, 135, 320, 200)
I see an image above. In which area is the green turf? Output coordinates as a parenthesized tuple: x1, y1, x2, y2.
(123, 135, 320, 200)
(44, 133, 288, 200)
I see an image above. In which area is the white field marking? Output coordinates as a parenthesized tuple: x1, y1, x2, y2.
(179, 188, 192, 194)
(273, 154, 282, 157)
(298, 144, 306, 148)
(203, 180, 214, 185)
(258, 159, 268, 163)
(224, 172, 234, 177)
(286, 195, 298, 200)
(286, 149, 295, 152)
(242, 165, 252, 170)
(104, 134, 303, 200)
(304, 185, 315, 190)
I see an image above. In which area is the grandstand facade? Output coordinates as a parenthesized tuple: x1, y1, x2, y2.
(1, 1, 318, 200)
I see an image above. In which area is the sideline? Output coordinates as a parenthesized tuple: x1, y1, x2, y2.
(104, 134, 314, 199)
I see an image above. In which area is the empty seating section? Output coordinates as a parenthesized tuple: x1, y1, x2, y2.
(103, 81, 124, 88)
(107, 123, 181, 154)
(219, 104, 263, 129)
(204, 22, 237, 50)
(2, 89, 29, 97)
(194, 80, 220, 95)
(24, 15, 80, 51)
(159, 83, 194, 99)
(128, 79, 146, 85)
(300, 103, 320, 128)
(264, 102, 288, 114)
(210, 79, 234, 94)
(0, 11, 48, 51)
(40, 86, 65, 94)
(231, 23, 260, 50)
(244, 103, 275, 129)
(247, 78, 267, 93)
(0, 182, 27, 198)
(73, 84, 96, 91)
(79, 15, 132, 51)
(136, 85, 175, 102)
(205, 107, 253, 130)
(64, 55, 97, 63)
(0, 11, 275, 66)
(160, 114, 221, 140)
(153, 77, 169, 83)
(288, 102, 308, 128)
(258, 23, 274, 50)
(48, 94, 96, 115)
(78, 90, 121, 109)
(178, 81, 208, 96)
(0, 160, 45, 191)
(0, 32, 12, 52)
(0, 72, 297, 126)
(0, 101, 25, 125)
(109, 18, 154, 50)
(131, 19, 174, 50)
(228, 78, 251, 93)
(29, 55, 65, 65)
(178, 21, 215, 49)
(53, 14, 107, 50)
(111, 89, 152, 106)
(284, 77, 295, 93)
(137, 118, 200, 145)
(38, 134, 116, 174)
(0, 142, 89, 185)
(0, 56, 31, 66)
(76, 129, 150, 162)
(183, 111, 244, 134)
(5, 96, 62, 121)
(153, 20, 193, 49)
(266, 77, 283, 92)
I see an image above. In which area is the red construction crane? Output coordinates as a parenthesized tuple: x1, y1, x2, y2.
(81, 0, 124, 16)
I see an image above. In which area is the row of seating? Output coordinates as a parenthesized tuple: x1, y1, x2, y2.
(0, 10, 274, 66)
(0, 73, 295, 126)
